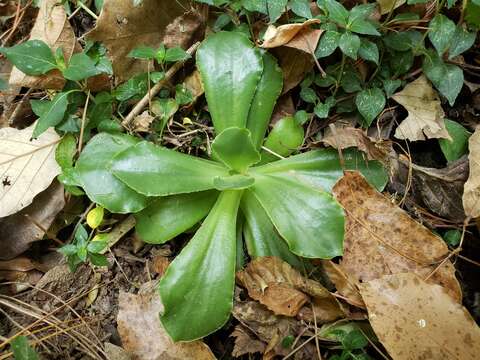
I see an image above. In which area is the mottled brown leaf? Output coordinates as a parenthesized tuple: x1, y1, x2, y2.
(231, 325, 266, 357)
(322, 260, 365, 308)
(273, 47, 314, 94)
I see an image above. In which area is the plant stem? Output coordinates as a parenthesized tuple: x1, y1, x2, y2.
(77, 1, 98, 20)
(333, 54, 346, 97)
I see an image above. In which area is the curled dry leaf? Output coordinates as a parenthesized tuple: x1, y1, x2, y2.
(463, 127, 480, 219)
(332, 172, 462, 302)
(231, 325, 266, 358)
(132, 111, 155, 133)
(0, 123, 61, 218)
(237, 257, 344, 322)
(117, 290, 215, 360)
(359, 273, 480, 360)
(262, 19, 321, 49)
(393, 75, 450, 141)
(322, 260, 365, 308)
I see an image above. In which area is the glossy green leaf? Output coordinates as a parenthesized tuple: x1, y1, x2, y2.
(246, 52, 283, 149)
(11, 336, 38, 360)
(196, 32, 263, 134)
(31, 92, 69, 138)
(358, 39, 379, 65)
(339, 32, 361, 60)
(0, 40, 57, 76)
(289, 0, 312, 18)
(213, 174, 255, 190)
(349, 18, 380, 36)
(428, 14, 456, 56)
(111, 141, 229, 196)
(262, 116, 304, 163)
(324, 0, 349, 26)
(355, 87, 386, 126)
(439, 119, 471, 162)
(75, 133, 148, 213)
(448, 26, 477, 59)
(159, 190, 242, 341)
(63, 53, 101, 81)
(241, 190, 302, 268)
(128, 45, 156, 59)
(250, 174, 344, 258)
(135, 191, 217, 244)
(315, 31, 340, 58)
(165, 47, 191, 62)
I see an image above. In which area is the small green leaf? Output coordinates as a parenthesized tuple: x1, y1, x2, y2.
(55, 133, 77, 169)
(213, 174, 255, 190)
(300, 86, 318, 103)
(358, 39, 379, 64)
(390, 50, 414, 75)
(74, 224, 89, 245)
(355, 88, 386, 126)
(342, 330, 368, 350)
(324, 0, 349, 26)
(443, 229, 461, 247)
(448, 26, 477, 59)
(32, 92, 69, 138)
(175, 84, 193, 105)
(339, 32, 361, 60)
(212, 128, 261, 172)
(289, 0, 312, 18)
(315, 31, 340, 58)
(87, 239, 108, 254)
(10, 336, 38, 360)
(0, 40, 57, 75)
(281, 335, 295, 348)
(114, 73, 149, 101)
(439, 119, 471, 162)
(58, 244, 78, 256)
(294, 110, 309, 125)
(63, 53, 101, 81)
(268, 0, 288, 22)
(383, 78, 402, 98)
(349, 18, 380, 36)
(128, 45, 156, 59)
(428, 14, 456, 56)
(89, 253, 109, 266)
(155, 44, 166, 63)
(262, 116, 304, 162)
(349, 3, 376, 20)
(86, 206, 104, 229)
(165, 47, 191, 62)
(314, 97, 335, 119)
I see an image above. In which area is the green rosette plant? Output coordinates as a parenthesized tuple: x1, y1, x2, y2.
(74, 32, 387, 341)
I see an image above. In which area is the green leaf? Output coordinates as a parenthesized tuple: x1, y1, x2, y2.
(165, 47, 191, 62)
(75, 133, 148, 213)
(55, 133, 77, 169)
(448, 26, 477, 59)
(114, 73, 149, 101)
(342, 330, 368, 350)
(428, 14, 456, 56)
(349, 3, 376, 20)
(10, 336, 38, 360)
(466, 2, 480, 27)
(135, 191, 217, 244)
(0, 40, 57, 76)
(241, 190, 302, 268)
(212, 128, 261, 172)
(383, 78, 402, 98)
(32, 92, 69, 138)
(340, 66, 362, 93)
(74, 224, 88, 245)
(159, 190, 242, 341)
(213, 174, 255, 190)
(111, 141, 229, 196)
(439, 119, 471, 162)
(87, 240, 108, 253)
(339, 32, 360, 60)
(383, 30, 423, 52)
(197, 32, 263, 134)
(89, 253, 109, 266)
(175, 84, 193, 105)
(349, 18, 380, 36)
(315, 31, 340, 58)
(443, 229, 461, 247)
(300, 86, 318, 103)
(246, 52, 283, 150)
(155, 44, 166, 63)
(128, 45, 156, 59)
(268, 0, 288, 22)
(390, 50, 414, 75)
(355, 88, 386, 126)
(324, 0, 349, 26)
(63, 53, 101, 81)
(289, 0, 312, 18)
(358, 39, 379, 64)
(58, 244, 78, 256)
(262, 116, 304, 162)
(249, 174, 344, 258)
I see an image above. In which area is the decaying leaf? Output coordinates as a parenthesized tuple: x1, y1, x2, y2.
(9, 0, 77, 90)
(359, 273, 480, 360)
(183, 70, 204, 103)
(117, 290, 215, 360)
(376, 0, 406, 15)
(393, 75, 450, 141)
(237, 257, 344, 321)
(0, 123, 61, 218)
(463, 127, 480, 219)
(322, 260, 365, 308)
(231, 325, 266, 358)
(133, 111, 155, 132)
(273, 47, 314, 94)
(262, 19, 322, 53)
(332, 172, 462, 302)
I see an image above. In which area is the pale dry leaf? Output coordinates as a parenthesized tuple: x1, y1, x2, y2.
(0, 123, 61, 218)
(9, 0, 77, 90)
(376, 0, 406, 15)
(117, 290, 215, 360)
(262, 19, 320, 49)
(463, 127, 480, 218)
(133, 111, 155, 132)
(359, 272, 480, 360)
(393, 75, 450, 141)
(321, 260, 365, 308)
(231, 325, 266, 358)
(284, 28, 323, 54)
(332, 171, 462, 302)
(86, 0, 190, 82)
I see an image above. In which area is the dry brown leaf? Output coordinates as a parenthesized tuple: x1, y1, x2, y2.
(262, 19, 320, 49)
(9, 0, 77, 90)
(284, 28, 323, 54)
(463, 127, 480, 219)
(0, 122, 61, 218)
(322, 260, 365, 308)
(132, 111, 155, 133)
(376, 0, 406, 15)
(393, 75, 450, 141)
(332, 171, 462, 302)
(270, 94, 295, 125)
(117, 290, 215, 360)
(86, 0, 190, 82)
(237, 257, 344, 321)
(0, 257, 37, 272)
(359, 272, 480, 360)
(231, 325, 266, 358)
(273, 47, 314, 94)
(184, 70, 204, 103)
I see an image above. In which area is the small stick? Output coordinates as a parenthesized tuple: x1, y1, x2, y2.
(122, 42, 201, 127)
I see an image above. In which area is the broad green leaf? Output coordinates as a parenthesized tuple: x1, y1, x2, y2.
(289, 0, 312, 18)
(246, 53, 283, 149)
(268, 0, 288, 22)
(358, 39, 379, 64)
(252, 148, 388, 192)
(75, 133, 148, 213)
(355, 87, 386, 126)
(128, 45, 156, 59)
(0, 40, 57, 75)
(448, 26, 476, 59)
(383, 78, 402, 98)
(383, 30, 423, 52)
(339, 32, 361, 60)
(250, 174, 344, 258)
(87, 239, 108, 254)
(349, 3, 376, 20)
(324, 0, 349, 26)
(439, 119, 471, 162)
(262, 116, 304, 163)
(11, 336, 38, 360)
(390, 50, 414, 75)
(212, 128, 261, 172)
(89, 253, 109, 266)
(165, 47, 191, 62)
(428, 14, 455, 56)
(114, 73, 149, 101)
(32, 92, 69, 138)
(159, 190, 242, 341)
(243, 0, 268, 13)
(111, 141, 229, 196)
(349, 18, 380, 36)
(135, 191, 218, 244)
(63, 53, 101, 81)
(197, 32, 263, 134)
(340, 66, 362, 93)
(213, 174, 255, 190)
(315, 31, 340, 58)
(241, 190, 302, 268)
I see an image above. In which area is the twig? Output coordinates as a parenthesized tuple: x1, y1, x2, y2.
(78, 90, 90, 153)
(99, 215, 136, 254)
(122, 42, 201, 127)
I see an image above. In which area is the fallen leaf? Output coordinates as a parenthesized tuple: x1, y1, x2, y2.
(86, 0, 190, 82)
(151, 255, 170, 277)
(463, 127, 480, 219)
(9, 0, 77, 90)
(376, 0, 406, 15)
(0, 257, 37, 272)
(231, 325, 266, 358)
(237, 257, 344, 321)
(359, 273, 480, 360)
(163, 12, 205, 50)
(393, 75, 450, 141)
(262, 19, 320, 49)
(104, 343, 132, 360)
(284, 28, 323, 54)
(273, 47, 314, 94)
(183, 70, 204, 103)
(270, 94, 295, 125)
(322, 260, 365, 308)
(0, 122, 61, 217)
(132, 111, 155, 132)
(117, 289, 215, 360)
(0, 181, 65, 260)
(332, 171, 462, 302)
